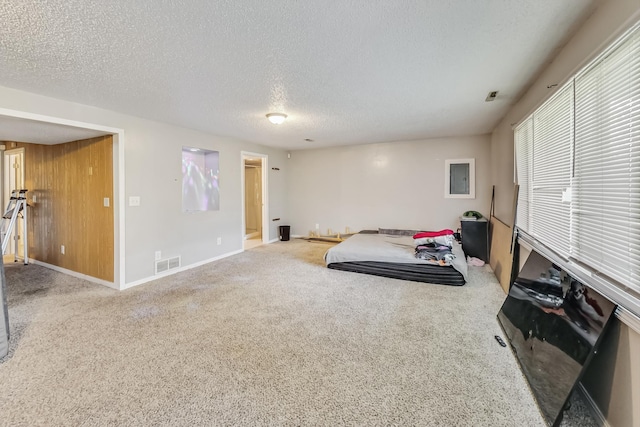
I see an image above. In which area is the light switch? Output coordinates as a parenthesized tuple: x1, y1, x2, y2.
(129, 196, 141, 206)
(103, 197, 110, 207)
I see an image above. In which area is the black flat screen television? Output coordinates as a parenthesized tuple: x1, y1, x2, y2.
(497, 249, 616, 426)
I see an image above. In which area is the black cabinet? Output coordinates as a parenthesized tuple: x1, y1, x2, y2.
(461, 219, 489, 262)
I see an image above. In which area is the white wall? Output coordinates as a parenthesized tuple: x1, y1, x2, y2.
(0, 85, 288, 286)
(491, 1, 640, 425)
(287, 135, 491, 236)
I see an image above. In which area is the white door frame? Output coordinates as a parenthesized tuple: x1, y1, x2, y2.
(2, 147, 25, 257)
(240, 151, 269, 246)
(0, 108, 125, 289)
(3, 147, 25, 204)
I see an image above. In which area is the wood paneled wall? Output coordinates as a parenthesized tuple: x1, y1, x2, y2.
(7, 136, 114, 281)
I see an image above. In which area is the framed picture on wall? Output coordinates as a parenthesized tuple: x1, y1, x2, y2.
(182, 147, 220, 212)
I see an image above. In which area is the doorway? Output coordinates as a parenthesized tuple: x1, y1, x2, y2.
(241, 152, 268, 250)
(0, 109, 124, 288)
(2, 148, 25, 260)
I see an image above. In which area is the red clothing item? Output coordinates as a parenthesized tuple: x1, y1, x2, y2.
(413, 229, 454, 239)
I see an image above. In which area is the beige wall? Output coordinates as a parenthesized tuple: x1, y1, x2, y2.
(582, 320, 640, 427)
(494, 2, 640, 425)
(287, 135, 491, 236)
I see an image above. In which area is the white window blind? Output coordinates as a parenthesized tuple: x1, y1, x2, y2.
(515, 118, 533, 232)
(530, 83, 574, 258)
(573, 30, 640, 293)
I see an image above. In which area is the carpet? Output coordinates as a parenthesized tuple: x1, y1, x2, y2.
(0, 240, 596, 426)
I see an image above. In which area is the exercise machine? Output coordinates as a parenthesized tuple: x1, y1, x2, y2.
(0, 189, 29, 265)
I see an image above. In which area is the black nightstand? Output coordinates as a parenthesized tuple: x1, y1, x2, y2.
(461, 219, 489, 262)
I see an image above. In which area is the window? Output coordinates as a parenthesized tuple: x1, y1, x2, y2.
(531, 83, 573, 258)
(515, 22, 640, 305)
(514, 118, 532, 232)
(572, 30, 640, 293)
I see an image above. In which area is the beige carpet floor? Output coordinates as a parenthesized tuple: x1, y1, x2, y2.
(0, 240, 596, 426)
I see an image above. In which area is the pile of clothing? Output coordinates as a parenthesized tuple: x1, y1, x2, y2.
(412, 229, 456, 265)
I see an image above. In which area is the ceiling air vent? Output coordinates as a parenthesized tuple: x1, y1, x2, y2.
(485, 91, 499, 102)
(155, 256, 181, 274)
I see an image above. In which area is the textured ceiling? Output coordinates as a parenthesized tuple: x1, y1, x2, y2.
(0, 1, 598, 149)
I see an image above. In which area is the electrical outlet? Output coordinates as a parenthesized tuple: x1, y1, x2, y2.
(32, 194, 37, 203)
(155, 251, 161, 261)
(315, 223, 319, 229)
(61, 245, 65, 255)
(129, 196, 141, 207)
(217, 237, 222, 245)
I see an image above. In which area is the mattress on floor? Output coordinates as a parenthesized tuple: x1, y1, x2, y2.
(324, 232, 467, 286)
(327, 261, 466, 286)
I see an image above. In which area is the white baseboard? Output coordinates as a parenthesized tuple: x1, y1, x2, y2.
(28, 259, 118, 290)
(268, 238, 279, 243)
(121, 249, 244, 290)
(576, 382, 609, 427)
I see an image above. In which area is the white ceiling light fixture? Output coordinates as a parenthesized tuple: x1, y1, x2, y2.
(266, 113, 288, 125)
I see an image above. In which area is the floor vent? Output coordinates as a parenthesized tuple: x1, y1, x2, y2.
(155, 256, 181, 274)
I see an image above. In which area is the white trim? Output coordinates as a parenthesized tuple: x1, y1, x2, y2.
(241, 151, 269, 245)
(576, 382, 610, 427)
(0, 108, 126, 290)
(268, 238, 279, 244)
(262, 156, 269, 244)
(517, 238, 534, 252)
(121, 249, 243, 290)
(116, 131, 125, 290)
(2, 148, 26, 258)
(28, 259, 118, 290)
(0, 108, 121, 134)
(245, 231, 260, 240)
(616, 307, 640, 335)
